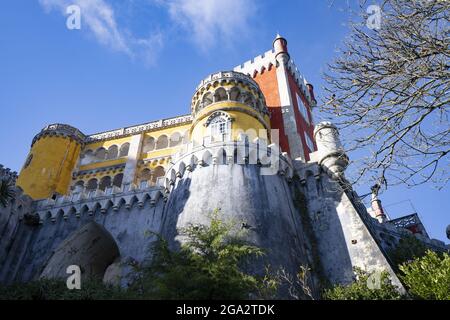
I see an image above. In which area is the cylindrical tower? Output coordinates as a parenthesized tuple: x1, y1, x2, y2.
(16, 124, 85, 199)
(160, 71, 316, 298)
(190, 71, 271, 145)
(314, 121, 349, 179)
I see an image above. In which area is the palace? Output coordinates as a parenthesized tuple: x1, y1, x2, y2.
(0, 35, 447, 297)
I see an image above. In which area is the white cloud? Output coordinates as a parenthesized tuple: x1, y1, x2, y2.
(39, 0, 163, 65)
(161, 0, 256, 51)
(39, 0, 256, 62)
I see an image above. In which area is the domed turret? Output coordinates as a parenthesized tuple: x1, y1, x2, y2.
(17, 124, 85, 199)
(190, 71, 271, 145)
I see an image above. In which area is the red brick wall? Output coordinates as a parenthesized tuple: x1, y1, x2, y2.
(253, 66, 291, 154)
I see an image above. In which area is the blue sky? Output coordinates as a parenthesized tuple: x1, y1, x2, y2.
(0, 0, 448, 242)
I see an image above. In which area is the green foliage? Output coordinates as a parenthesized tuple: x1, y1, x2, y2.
(399, 250, 450, 300)
(323, 268, 402, 300)
(388, 234, 427, 267)
(0, 278, 127, 300)
(0, 177, 15, 207)
(129, 209, 273, 300)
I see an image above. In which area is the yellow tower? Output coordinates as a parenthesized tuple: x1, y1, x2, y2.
(17, 124, 85, 200)
(190, 71, 271, 144)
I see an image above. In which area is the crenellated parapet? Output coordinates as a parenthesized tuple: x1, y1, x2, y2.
(192, 71, 269, 118)
(163, 135, 294, 195)
(33, 184, 165, 225)
(31, 124, 86, 147)
(233, 49, 315, 108)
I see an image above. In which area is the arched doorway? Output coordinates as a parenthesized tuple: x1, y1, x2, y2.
(40, 222, 120, 281)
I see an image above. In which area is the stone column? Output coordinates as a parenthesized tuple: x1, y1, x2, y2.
(122, 133, 143, 187)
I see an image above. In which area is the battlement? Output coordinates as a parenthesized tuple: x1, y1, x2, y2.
(34, 184, 166, 224)
(164, 136, 294, 195)
(233, 49, 314, 107)
(86, 114, 193, 143)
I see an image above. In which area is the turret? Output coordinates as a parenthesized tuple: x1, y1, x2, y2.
(313, 121, 349, 179)
(273, 33, 289, 63)
(190, 71, 271, 145)
(16, 124, 85, 199)
(370, 184, 387, 223)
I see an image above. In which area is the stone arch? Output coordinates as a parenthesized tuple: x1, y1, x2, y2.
(229, 86, 241, 102)
(119, 143, 130, 157)
(151, 166, 165, 186)
(95, 147, 107, 161)
(107, 145, 118, 160)
(156, 135, 169, 150)
(138, 168, 152, 188)
(214, 87, 227, 102)
(215, 148, 227, 165)
(86, 178, 98, 192)
(142, 136, 156, 153)
(202, 92, 213, 107)
(201, 150, 212, 166)
(74, 180, 85, 192)
(169, 132, 182, 147)
(99, 176, 112, 191)
(40, 222, 120, 281)
(113, 173, 124, 188)
(80, 150, 94, 165)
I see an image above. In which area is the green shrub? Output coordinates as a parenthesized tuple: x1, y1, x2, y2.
(399, 250, 450, 300)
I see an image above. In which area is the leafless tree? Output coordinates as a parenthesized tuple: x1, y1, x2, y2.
(322, 0, 449, 190)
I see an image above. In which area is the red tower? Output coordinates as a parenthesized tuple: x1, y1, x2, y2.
(234, 34, 317, 161)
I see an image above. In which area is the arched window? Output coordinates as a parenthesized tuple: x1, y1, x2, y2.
(169, 132, 182, 147)
(86, 179, 98, 192)
(214, 88, 227, 102)
(202, 92, 213, 107)
(206, 113, 232, 141)
(139, 168, 152, 188)
(142, 137, 155, 153)
(80, 150, 94, 165)
(107, 145, 118, 160)
(74, 180, 85, 192)
(113, 173, 123, 188)
(119, 143, 130, 157)
(156, 135, 168, 150)
(99, 176, 112, 191)
(95, 148, 107, 161)
(151, 166, 165, 186)
(229, 87, 241, 102)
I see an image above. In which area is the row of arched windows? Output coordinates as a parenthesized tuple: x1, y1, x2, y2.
(72, 166, 166, 193)
(136, 166, 165, 188)
(80, 143, 130, 165)
(80, 132, 188, 166)
(193, 86, 266, 115)
(73, 173, 124, 193)
(142, 132, 187, 153)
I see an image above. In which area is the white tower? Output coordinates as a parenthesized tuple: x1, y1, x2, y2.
(313, 121, 349, 179)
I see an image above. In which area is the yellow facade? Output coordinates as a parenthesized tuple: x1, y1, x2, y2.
(17, 135, 82, 199)
(18, 71, 271, 199)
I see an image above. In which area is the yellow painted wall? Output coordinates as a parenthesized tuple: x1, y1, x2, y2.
(17, 136, 82, 199)
(190, 101, 270, 145)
